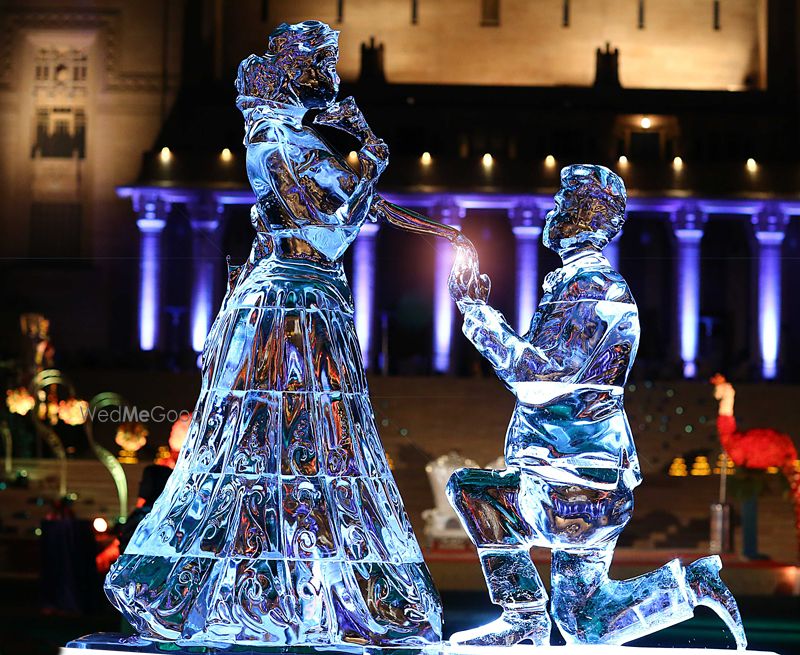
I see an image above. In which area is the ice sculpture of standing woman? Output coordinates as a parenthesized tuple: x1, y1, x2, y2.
(104, 21, 447, 647)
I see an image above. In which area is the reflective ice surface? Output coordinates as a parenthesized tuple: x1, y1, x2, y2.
(104, 21, 441, 647)
(447, 165, 746, 648)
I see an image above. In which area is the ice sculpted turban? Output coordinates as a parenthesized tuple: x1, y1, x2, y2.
(560, 164, 627, 247)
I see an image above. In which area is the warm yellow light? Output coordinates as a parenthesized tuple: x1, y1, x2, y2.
(420, 151, 432, 165)
(159, 146, 172, 163)
(6, 388, 34, 415)
(220, 148, 232, 162)
(618, 155, 629, 166)
(640, 116, 651, 129)
(482, 153, 494, 168)
(746, 157, 757, 172)
(93, 517, 108, 533)
(544, 154, 556, 168)
(347, 150, 358, 162)
(673, 156, 683, 170)
(690, 455, 712, 476)
(668, 457, 688, 477)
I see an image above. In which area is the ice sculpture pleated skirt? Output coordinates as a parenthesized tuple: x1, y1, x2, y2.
(105, 256, 442, 646)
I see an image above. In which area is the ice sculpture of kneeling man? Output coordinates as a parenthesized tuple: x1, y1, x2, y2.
(446, 164, 747, 649)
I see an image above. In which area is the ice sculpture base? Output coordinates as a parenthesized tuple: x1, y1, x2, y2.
(62, 635, 776, 655)
(63, 634, 439, 655)
(444, 646, 775, 655)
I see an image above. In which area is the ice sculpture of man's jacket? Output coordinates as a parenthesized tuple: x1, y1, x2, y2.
(460, 250, 641, 492)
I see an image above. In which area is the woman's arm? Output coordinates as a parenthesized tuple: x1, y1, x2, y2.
(373, 199, 463, 242)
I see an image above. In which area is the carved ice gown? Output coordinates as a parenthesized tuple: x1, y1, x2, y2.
(104, 98, 442, 646)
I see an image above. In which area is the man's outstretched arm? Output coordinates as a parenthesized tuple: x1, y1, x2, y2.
(459, 300, 557, 386)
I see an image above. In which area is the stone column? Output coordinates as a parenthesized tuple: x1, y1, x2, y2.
(432, 201, 461, 373)
(352, 221, 379, 370)
(509, 203, 543, 334)
(753, 206, 789, 379)
(135, 195, 169, 351)
(189, 201, 223, 353)
(670, 204, 706, 378)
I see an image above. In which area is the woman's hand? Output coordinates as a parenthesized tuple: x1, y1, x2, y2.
(449, 239, 490, 306)
(314, 96, 378, 144)
(314, 97, 388, 182)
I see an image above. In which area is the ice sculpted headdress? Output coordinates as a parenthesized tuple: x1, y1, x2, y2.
(268, 21, 339, 55)
(236, 21, 339, 104)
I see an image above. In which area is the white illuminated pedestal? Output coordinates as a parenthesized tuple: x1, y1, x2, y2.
(444, 646, 773, 655)
(60, 644, 775, 655)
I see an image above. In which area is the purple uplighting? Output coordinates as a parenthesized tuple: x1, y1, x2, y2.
(755, 230, 784, 379)
(512, 225, 541, 333)
(353, 222, 379, 369)
(673, 227, 703, 379)
(136, 214, 165, 351)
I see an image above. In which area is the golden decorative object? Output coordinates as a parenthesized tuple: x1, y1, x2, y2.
(58, 398, 89, 426)
(6, 388, 35, 416)
(690, 455, 712, 476)
(668, 456, 688, 477)
(115, 422, 148, 456)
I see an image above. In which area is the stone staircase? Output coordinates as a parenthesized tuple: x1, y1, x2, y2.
(0, 458, 147, 537)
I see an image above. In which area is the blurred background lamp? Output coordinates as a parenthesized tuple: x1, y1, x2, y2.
(93, 517, 108, 533)
(420, 151, 432, 165)
(159, 146, 171, 163)
(746, 157, 757, 172)
(220, 148, 232, 162)
(640, 116, 651, 129)
(673, 156, 683, 170)
(482, 153, 493, 168)
(544, 154, 556, 167)
(618, 155, 629, 165)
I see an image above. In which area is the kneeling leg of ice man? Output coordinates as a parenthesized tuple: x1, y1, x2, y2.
(446, 467, 551, 646)
(447, 466, 747, 648)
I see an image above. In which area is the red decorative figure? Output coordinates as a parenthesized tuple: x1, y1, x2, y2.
(712, 373, 800, 560)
